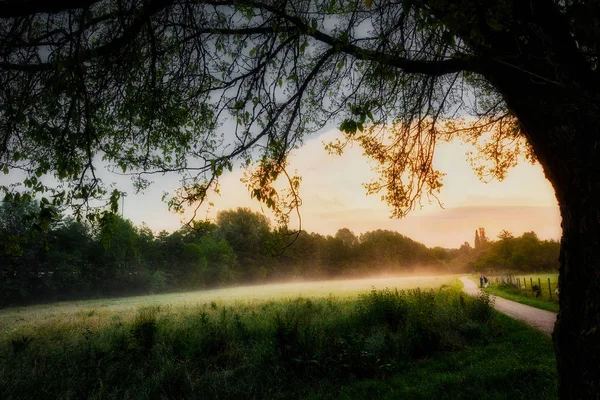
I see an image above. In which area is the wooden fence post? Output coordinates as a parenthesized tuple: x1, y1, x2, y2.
(548, 278, 552, 299)
(530, 278, 534, 293)
(523, 278, 526, 289)
(517, 278, 521, 289)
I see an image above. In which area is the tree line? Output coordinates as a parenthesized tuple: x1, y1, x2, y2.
(468, 228, 560, 273)
(0, 199, 558, 307)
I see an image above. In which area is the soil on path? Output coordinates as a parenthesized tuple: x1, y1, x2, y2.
(459, 277, 557, 337)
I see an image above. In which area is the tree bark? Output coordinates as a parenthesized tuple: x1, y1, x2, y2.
(524, 109, 599, 399)
(489, 68, 600, 398)
(554, 188, 600, 399)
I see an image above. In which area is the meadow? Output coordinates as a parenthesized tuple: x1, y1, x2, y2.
(0, 275, 454, 330)
(480, 273, 559, 313)
(0, 275, 557, 399)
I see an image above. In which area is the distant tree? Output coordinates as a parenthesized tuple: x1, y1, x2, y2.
(46, 217, 93, 297)
(0, 197, 40, 263)
(216, 208, 271, 280)
(93, 215, 141, 293)
(478, 228, 489, 245)
(197, 235, 236, 284)
(430, 246, 451, 263)
(180, 220, 218, 244)
(322, 235, 350, 276)
(276, 230, 326, 278)
(137, 224, 160, 269)
(335, 228, 359, 248)
(459, 242, 472, 254)
(0, 196, 60, 303)
(470, 229, 559, 273)
(497, 230, 515, 269)
(357, 230, 430, 271)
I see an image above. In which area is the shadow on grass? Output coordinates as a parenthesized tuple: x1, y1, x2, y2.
(307, 314, 556, 399)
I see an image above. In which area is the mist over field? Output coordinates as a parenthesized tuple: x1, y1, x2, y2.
(0, 203, 560, 308)
(0, 271, 557, 399)
(0, 273, 454, 328)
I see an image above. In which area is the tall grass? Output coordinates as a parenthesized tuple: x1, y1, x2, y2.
(0, 285, 556, 399)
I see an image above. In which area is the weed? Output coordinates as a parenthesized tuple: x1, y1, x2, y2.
(11, 335, 33, 356)
(199, 311, 209, 324)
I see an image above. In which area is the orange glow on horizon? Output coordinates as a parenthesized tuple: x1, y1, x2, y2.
(125, 130, 560, 248)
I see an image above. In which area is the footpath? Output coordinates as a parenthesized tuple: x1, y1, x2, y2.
(459, 276, 557, 336)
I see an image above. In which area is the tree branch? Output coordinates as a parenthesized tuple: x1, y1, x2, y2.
(0, 62, 53, 72)
(1, 0, 478, 77)
(205, 0, 481, 76)
(0, 0, 103, 18)
(0, 0, 174, 72)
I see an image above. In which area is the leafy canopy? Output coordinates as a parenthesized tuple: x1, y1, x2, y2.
(1, 0, 592, 222)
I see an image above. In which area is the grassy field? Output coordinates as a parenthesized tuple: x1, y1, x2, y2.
(480, 273, 559, 313)
(0, 274, 456, 330)
(0, 276, 557, 399)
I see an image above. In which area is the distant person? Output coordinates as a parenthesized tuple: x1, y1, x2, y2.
(483, 276, 489, 288)
(479, 275, 484, 288)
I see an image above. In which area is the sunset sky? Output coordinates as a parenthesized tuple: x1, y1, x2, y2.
(117, 129, 561, 248)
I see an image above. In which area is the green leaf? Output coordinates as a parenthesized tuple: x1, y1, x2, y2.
(300, 40, 309, 53)
(340, 119, 357, 134)
(233, 100, 245, 110)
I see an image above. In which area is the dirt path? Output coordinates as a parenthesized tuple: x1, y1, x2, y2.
(459, 277, 557, 336)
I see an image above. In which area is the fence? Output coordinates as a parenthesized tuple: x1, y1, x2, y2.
(489, 275, 559, 300)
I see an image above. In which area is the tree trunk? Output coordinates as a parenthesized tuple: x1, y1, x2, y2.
(521, 111, 600, 399)
(554, 189, 600, 399)
(492, 76, 600, 398)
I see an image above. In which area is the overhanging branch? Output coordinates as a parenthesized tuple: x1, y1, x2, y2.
(205, 0, 481, 76)
(0, 0, 104, 18)
(1, 0, 479, 76)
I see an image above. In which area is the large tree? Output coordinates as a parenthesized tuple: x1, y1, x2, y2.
(0, 0, 598, 396)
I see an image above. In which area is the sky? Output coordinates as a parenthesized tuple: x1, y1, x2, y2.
(115, 129, 561, 248)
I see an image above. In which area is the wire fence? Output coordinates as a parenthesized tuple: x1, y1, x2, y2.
(486, 274, 559, 301)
